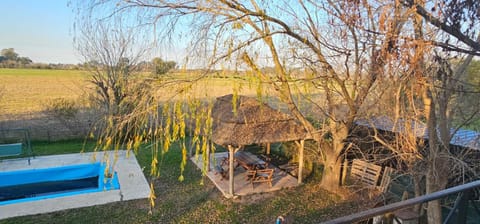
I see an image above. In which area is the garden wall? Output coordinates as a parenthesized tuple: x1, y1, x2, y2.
(0, 110, 97, 141)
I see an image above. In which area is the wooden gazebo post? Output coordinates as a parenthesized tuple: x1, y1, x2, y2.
(296, 140, 305, 184)
(227, 145, 235, 196)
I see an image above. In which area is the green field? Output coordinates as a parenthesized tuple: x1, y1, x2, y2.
(0, 69, 89, 115)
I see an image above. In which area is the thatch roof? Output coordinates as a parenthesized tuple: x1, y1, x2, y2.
(211, 94, 308, 146)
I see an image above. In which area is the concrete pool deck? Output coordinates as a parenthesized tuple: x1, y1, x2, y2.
(0, 150, 150, 220)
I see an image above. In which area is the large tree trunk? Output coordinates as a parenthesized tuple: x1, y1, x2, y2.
(424, 88, 448, 224)
(413, 174, 423, 214)
(412, 1, 446, 221)
(320, 122, 348, 192)
(425, 152, 448, 223)
(320, 149, 344, 192)
(426, 161, 447, 224)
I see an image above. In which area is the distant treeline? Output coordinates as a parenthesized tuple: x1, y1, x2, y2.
(0, 48, 176, 73)
(0, 48, 80, 70)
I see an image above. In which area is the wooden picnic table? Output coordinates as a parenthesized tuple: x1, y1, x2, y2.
(234, 151, 267, 170)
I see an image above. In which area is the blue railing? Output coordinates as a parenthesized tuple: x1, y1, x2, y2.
(322, 180, 480, 224)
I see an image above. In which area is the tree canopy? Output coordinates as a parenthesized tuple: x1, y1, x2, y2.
(0, 48, 32, 68)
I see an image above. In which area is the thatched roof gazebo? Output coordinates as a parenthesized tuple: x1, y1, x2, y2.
(211, 94, 309, 196)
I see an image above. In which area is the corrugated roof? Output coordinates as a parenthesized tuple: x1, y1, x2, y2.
(450, 129, 480, 150)
(355, 116, 480, 150)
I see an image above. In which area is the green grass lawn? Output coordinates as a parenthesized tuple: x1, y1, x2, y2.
(31, 139, 96, 156)
(0, 140, 367, 224)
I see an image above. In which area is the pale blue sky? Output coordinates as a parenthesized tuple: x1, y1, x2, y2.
(0, 0, 78, 64)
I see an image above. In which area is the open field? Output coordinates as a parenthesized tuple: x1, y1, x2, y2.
(0, 69, 90, 115)
(0, 68, 322, 114)
(0, 69, 273, 116)
(0, 69, 269, 141)
(0, 140, 368, 223)
(0, 68, 322, 140)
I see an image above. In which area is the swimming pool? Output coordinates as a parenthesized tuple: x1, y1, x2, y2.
(0, 162, 120, 205)
(0, 151, 150, 220)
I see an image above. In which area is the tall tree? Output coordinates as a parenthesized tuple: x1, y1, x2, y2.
(76, 18, 146, 115)
(74, 6, 155, 143)
(407, 1, 480, 221)
(76, 1, 480, 222)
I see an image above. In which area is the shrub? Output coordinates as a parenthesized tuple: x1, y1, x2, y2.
(46, 98, 79, 118)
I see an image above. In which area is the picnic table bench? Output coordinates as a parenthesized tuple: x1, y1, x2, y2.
(234, 151, 267, 171)
(215, 151, 275, 188)
(247, 168, 274, 189)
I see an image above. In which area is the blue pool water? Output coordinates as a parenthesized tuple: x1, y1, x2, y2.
(0, 163, 120, 205)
